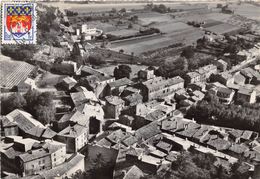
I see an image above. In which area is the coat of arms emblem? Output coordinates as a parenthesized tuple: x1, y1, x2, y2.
(2, 2, 37, 44)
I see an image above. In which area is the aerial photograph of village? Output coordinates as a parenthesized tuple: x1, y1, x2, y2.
(0, 0, 260, 178)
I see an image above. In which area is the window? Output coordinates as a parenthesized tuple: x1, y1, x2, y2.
(39, 161, 41, 164)
(43, 159, 45, 163)
(54, 158, 56, 162)
(32, 164, 34, 168)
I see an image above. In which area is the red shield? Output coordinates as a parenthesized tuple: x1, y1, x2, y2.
(6, 15, 32, 37)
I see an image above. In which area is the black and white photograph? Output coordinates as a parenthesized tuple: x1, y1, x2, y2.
(0, 0, 260, 178)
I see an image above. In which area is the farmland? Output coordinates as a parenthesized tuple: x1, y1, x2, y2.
(230, 3, 260, 21)
(42, 2, 222, 13)
(109, 22, 204, 55)
(0, 55, 36, 89)
(43, 1, 260, 65)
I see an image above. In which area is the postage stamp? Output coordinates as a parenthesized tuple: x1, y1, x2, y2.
(1, 1, 37, 44)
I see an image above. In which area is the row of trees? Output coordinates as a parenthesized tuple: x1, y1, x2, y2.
(144, 150, 248, 179)
(186, 93, 260, 132)
(1, 90, 56, 125)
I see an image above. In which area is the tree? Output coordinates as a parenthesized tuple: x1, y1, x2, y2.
(128, 23, 133, 29)
(35, 105, 55, 125)
(111, 8, 117, 13)
(24, 91, 55, 125)
(88, 54, 106, 66)
(113, 65, 132, 79)
(120, 8, 126, 13)
(223, 44, 239, 54)
(24, 89, 41, 113)
(37, 92, 54, 106)
(2, 93, 27, 114)
(181, 46, 195, 59)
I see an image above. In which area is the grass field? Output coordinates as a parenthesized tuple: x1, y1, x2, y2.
(0, 55, 35, 89)
(107, 29, 139, 37)
(109, 22, 203, 55)
(230, 3, 260, 21)
(137, 12, 174, 26)
(151, 21, 192, 33)
(42, 1, 225, 13)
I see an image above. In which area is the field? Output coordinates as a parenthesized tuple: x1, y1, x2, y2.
(42, 2, 222, 13)
(151, 21, 192, 33)
(230, 3, 260, 21)
(107, 29, 139, 37)
(205, 23, 241, 35)
(137, 12, 174, 26)
(109, 22, 204, 55)
(0, 55, 35, 89)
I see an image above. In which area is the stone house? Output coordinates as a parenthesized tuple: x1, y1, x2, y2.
(139, 76, 184, 102)
(104, 96, 125, 119)
(55, 124, 88, 153)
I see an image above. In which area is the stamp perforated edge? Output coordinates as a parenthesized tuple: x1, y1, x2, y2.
(1, 1, 37, 45)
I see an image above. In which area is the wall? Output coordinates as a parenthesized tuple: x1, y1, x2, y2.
(51, 145, 66, 167)
(24, 155, 51, 176)
(76, 132, 88, 151)
(148, 82, 184, 101)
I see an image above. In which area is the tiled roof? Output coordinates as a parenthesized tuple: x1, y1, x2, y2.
(6, 109, 45, 132)
(229, 144, 249, 154)
(150, 150, 167, 158)
(2, 147, 22, 159)
(156, 141, 172, 152)
(96, 138, 112, 148)
(62, 76, 77, 85)
(123, 165, 144, 179)
(244, 150, 260, 162)
(241, 130, 253, 140)
(186, 71, 200, 78)
(106, 96, 124, 105)
(42, 127, 57, 139)
(143, 76, 184, 91)
(123, 93, 143, 106)
(192, 125, 213, 141)
(70, 90, 98, 106)
(106, 129, 128, 144)
(228, 129, 244, 139)
(81, 65, 104, 76)
(146, 109, 166, 122)
(135, 121, 161, 141)
(165, 151, 178, 162)
(233, 72, 246, 84)
(108, 77, 133, 88)
(207, 138, 231, 151)
(59, 110, 88, 126)
(122, 136, 138, 146)
(19, 140, 65, 162)
(57, 124, 87, 138)
(217, 87, 233, 95)
(238, 87, 255, 96)
(241, 67, 260, 79)
(26, 126, 45, 138)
